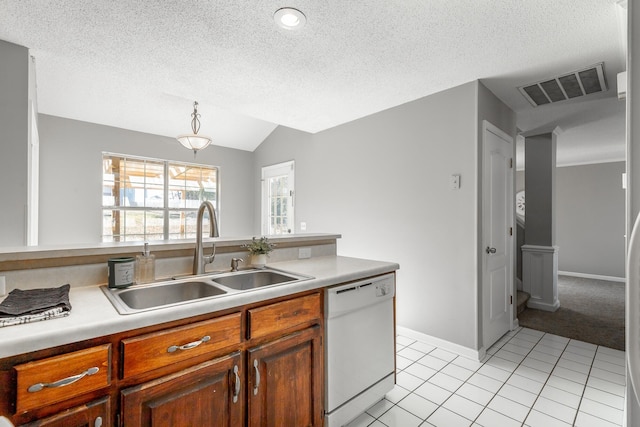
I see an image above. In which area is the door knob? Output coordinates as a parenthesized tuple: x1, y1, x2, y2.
(486, 247, 497, 254)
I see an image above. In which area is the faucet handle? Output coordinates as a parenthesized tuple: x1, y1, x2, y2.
(231, 258, 244, 272)
(203, 243, 217, 265)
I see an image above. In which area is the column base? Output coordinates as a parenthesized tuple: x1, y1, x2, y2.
(522, 245, 560, 313)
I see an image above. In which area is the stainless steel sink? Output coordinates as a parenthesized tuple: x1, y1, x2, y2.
(101, 279, 228, 315)
(209, 269, 310, 291)
(101, 267, 313, 315)
(118, 281, 226, 310)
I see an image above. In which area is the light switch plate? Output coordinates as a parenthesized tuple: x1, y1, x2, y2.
(450, 174, 461, 190)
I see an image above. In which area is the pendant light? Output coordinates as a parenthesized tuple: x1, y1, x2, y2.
(176, 101, 212, 155)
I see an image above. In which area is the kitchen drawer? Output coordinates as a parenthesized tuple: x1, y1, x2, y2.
(18, 396, 111, 427)
(248, 293, 321, 340)
(15, 344, 111, 413)
(121, 312, 242, 378)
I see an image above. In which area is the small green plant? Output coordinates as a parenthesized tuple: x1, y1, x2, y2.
(242, 237, 276, 255)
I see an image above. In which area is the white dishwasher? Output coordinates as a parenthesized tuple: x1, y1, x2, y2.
(325, 273, 395, 427)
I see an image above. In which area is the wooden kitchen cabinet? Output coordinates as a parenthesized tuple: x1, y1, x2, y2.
(19, 396, 110, 427)
(0, 289, 325, 427)
(248, 325, 323, 427)
(121, 352, 243, 427)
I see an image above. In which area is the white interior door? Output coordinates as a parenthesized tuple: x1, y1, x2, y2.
(482, 121, 514, 349)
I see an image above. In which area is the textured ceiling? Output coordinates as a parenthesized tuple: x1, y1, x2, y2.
(0, 0, 627, 154)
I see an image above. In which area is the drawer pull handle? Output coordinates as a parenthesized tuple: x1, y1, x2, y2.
(253, 359, 260, 395)
(27, 367, 100, 392)
(94, 416, 103, 427)
(232, 365, 241, 403)
(167, 335, 211, 353)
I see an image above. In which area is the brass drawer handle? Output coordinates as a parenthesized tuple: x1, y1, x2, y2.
(27, 367, 100, 392)
(167, 335, 211, 353)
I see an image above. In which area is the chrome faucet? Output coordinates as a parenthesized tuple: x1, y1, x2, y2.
(193, 201, 219, 275)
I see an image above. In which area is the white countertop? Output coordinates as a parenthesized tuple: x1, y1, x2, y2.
(0, 256, 398, 359)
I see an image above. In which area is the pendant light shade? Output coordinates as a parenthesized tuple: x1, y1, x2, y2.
(176, 101, 212, 155)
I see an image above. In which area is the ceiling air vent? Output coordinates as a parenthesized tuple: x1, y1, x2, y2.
(518, 63, 608, 107)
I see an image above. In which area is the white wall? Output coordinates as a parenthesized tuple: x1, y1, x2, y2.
(0, 40, 29, 246)
(37, 114, 255, 245)
(254, 81, 515, 351)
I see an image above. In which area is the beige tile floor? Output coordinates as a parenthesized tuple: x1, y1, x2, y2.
(346, 327, 625, 427)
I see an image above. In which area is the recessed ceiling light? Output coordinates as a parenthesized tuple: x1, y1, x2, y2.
(274, 7, 306, 30)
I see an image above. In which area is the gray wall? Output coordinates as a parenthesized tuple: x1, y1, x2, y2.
(0, 40, 29, 246)
(556, 162, 625, 278)
(516, 162, 625, 279)
(254, 81, 515, 351)
(524, 133, 556, 246)
(37, 115, 255, 245)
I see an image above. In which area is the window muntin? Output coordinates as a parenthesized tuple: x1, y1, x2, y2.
(102, 154, 218, 242)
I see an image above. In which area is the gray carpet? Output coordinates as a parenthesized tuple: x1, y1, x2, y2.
(518, 275, 625, 350)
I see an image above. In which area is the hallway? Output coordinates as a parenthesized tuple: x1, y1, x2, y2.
(518, 275, 625, 350)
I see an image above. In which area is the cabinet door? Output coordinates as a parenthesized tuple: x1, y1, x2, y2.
(18, 396, 110, 427)
(248, 326, 323, 427)
(121, 351, 243, 427)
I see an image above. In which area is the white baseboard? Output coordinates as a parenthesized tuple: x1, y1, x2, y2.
(396, 326, 485, 362)
(558, 271, 625, 283)
(527, 298, 561, 312)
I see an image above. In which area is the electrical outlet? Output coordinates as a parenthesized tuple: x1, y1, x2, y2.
(298, 248, 311, 259)
(0, 276, 6, 297)
(300, 222, 307, 231)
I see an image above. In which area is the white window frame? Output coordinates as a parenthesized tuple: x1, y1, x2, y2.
(101, 153, 219, 242)
(261, 160, 295, 235)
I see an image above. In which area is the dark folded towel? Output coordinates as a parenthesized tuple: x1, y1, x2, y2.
(0, 284, 71, 317)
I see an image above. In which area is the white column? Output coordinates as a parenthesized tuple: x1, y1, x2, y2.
(522, 245, 559, 312)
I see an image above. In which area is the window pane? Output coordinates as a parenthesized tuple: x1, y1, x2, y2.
(145, 210, 164, 238)
(145, 185, 164, 208)
(102, 209, 114, 241)
(168, 210, 197, 239)
(265, 172, 292, 235)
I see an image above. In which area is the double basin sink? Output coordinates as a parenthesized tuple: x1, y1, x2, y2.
(101, 268, 313, 315)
